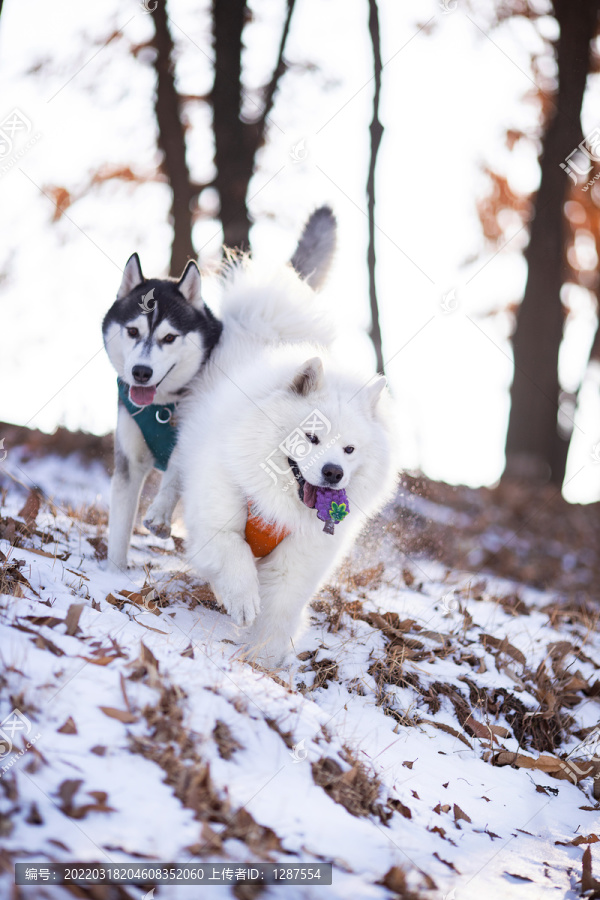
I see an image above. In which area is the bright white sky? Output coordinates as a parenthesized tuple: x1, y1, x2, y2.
(1, 0, 600, 502)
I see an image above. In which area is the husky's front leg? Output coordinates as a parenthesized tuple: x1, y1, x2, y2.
(107, 409, 153, 572)
(143, 445, 181, 539)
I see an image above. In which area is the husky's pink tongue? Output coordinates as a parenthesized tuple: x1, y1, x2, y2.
(129, 385, 157, 406)
(303, 482, 318, 508)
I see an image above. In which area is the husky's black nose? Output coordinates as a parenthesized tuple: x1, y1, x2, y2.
(132, 365, 153, 384)
(322, 463, 343, 485)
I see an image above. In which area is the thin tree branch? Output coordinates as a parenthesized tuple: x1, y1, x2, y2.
(255, 0, 297, 147)
(367, 0, 385, 374)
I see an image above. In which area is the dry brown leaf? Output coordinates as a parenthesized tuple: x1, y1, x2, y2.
(24, 615, 62, 628)
(556, 833, 599, 847)
(494, 750, 587, 782)
(388, 798, 412, 819)
(381, 867, 408, 893)
(33, 634, 64, 656)
(453, 803, 472, 825)
(57, 717, 77, 735)
(480, 633, 526, 667)
(548, 641, 573, 660)
(18, 490, 40, 529)
(47, 186, 72, 220)
(564, 675, 589, 692)
(80, 655, 116, 666)
(140, 642, 159, 669)
(582, 845, 600, 898)
(366, 611, 417, 636)
(402, 568, 415, 586)
(58, 779, 83, 807)
(433, 803, 451, 814)
(99, 706, 138, 724)
(494, 751, 560, 771)
(118, 590, 145, 606)
(464, 715, 503, 745)
(433, 851, 459, 873)
(64, 603, 84, 636)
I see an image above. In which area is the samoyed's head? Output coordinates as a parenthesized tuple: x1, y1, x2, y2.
(253, 356, 397, 513)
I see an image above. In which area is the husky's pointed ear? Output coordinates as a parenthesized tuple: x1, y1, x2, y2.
(290, 206, 337, 290)
(117, 253, 144, 299)
(178, 260, 202, 305)
(290, 357, 324, 396)
(366, 375, 387, 410)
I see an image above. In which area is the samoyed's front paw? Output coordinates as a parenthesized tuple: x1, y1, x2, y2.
(222, 590, 261, 627)
(143, 504, 172, 539)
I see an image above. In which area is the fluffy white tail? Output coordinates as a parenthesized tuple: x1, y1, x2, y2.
(219, 260, 335, 346)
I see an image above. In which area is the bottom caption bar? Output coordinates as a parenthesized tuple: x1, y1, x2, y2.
(16, 863, 333, 886)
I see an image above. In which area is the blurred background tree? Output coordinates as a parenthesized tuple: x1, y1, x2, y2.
(43, 0, 299, 271)
(37, 0, 386, 361)
(475, 0, 600, 487)
(5, 0, 600, 501)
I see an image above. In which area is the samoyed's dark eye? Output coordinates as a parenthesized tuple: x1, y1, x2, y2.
(306, 433, 320, 445)
(162, 333, 177, 344)
(126, 326, 139, 339)
(344, 446, 355, 454)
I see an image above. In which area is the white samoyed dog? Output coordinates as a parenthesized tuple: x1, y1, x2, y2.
(176, 211, 398, 666)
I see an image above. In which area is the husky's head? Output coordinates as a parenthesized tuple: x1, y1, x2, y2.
(243, 353, 395, 517)
(102, 254, 222, 406)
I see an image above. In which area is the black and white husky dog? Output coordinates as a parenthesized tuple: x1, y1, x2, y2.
(102, 257, 222, 571)
(102, 207, 337, 571)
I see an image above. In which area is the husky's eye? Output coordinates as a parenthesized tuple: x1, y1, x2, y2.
(126, 327, 139, 338)
(162, 333, 177, 344)
(344, 446, 355, 454)
(305, 433, 320, 445)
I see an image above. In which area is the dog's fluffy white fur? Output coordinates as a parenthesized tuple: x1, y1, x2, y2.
(177, 255, 398, 667)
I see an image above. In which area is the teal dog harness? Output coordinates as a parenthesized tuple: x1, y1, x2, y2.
(117, 378, 178, 472)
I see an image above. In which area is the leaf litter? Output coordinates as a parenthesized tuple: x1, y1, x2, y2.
(1, 450, 600, 897)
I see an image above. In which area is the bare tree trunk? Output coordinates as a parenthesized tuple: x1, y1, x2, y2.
(151, 1, 196, 275)
(504, 0, 599, 485)
(211, 0, 251, 250)
(211, 0, 296, 251)
(366, 0, 384, 374)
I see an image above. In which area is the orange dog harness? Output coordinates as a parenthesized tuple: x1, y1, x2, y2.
(245, 502, 290, 558)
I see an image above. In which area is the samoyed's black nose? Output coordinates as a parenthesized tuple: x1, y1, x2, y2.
(132, 364, 153, 384)
(322, 463, 343, 485)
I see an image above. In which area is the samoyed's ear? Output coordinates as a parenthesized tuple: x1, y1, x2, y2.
(366, 376, 387, 410)
(290, 357, 324, 396)
(178, 260, 202, 306)
(290, 206, 337, 290)
(117, 253, 144, 299)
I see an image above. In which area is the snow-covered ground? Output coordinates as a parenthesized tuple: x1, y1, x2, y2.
(1, 448, 600, 899)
